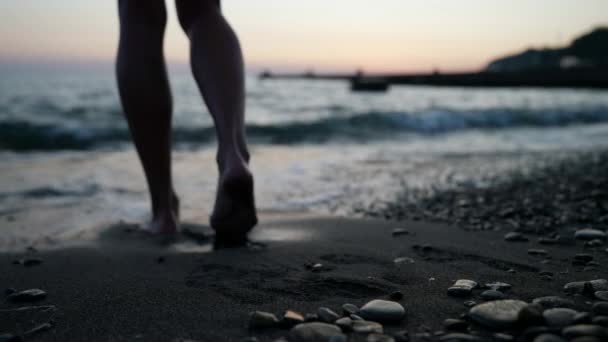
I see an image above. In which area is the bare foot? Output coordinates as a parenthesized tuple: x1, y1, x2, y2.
(211, 157, 258, 243)
(143, 192, 180, 235)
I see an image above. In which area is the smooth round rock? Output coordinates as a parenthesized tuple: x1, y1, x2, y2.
(518, 304, 546, 327)
(335, 317, 352, 332)
(492, 333, 514, 341)
(543, 308, 578, 327)
(351, 320, 383, 334)
(564, 281, 588, 294)
(317, 307, 340, 323)
(359, 299, 405, 323)
(7, 289, 46, 303)
(592, 316, 608, 326)
(342, 303, 359, 316)
(366, 333, 395, 342)
(448, 280, 478, 297)
(592, 302, 608, 316)
(485, 282, 512, 291)
(562, 324, 608, 339)
(282, 310, 305, 328)
(481, 290, 505, 300)
(438, 333, 481, 341)
(533, 296, 576, 309)
(443, 318, 469, 331)
(589, 279, 608, 292)
(533, 334, 566, 342)
(249, 311, 279, 329)
(505, 232, 528, 242)
(469, 300, 528, 329)
(289, 323, 344, 342)
(575, 229, 606, 241)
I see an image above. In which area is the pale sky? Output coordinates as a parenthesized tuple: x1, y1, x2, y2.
(1, 0, 607, 73)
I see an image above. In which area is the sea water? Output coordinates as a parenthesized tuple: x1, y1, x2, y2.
(1, 65, 608, 248)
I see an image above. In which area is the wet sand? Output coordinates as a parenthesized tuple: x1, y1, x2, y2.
(2, 211, 606, 341)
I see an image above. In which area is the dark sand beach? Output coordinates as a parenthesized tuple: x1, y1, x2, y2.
(2, 152, 608, 341)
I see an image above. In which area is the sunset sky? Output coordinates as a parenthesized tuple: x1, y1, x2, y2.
(1, 0, 607, 73)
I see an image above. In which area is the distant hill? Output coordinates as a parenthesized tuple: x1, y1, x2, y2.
(487, 27, 608, 72)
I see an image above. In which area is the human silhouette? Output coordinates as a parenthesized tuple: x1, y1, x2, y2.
(116, 0, 257, 242)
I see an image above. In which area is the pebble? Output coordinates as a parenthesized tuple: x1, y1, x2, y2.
(561, 324, 608, 339)
(574, 312, 593, 324)
(533, 334, 566, 342)
(504, 232, 528, 242)
(13, 258, 43, 267)
(282, 310, 305, 328)
(528, 249, 548, 256)
(392, 228, 410, 236)
(485, 282, 512, 291)
(438, 333, 481, 341)
(0, 333, 19, 342)
(366, 334, 395, 342)
(542, 308, 579, 327)
(350, 314, 364, 321)
(443, 318, 468, 331)
(312, 263, 324, 272)
(469, 299, 528, 329)
(352, 320, 384, 334)
(592, 302, 608, 316)
(463, 300, 477, 307)
(342, 303, 359, 316)
(574, 229, 606, 241)
(589, 279, 608, 292)
(595, 291, 608, 301)
(7, 289, 46, 303)
(288, 322, 345, 342)
(335, 317, 353, 331)
(518, 304, 546, 327)
(317, 307, 340, 323)
(481, 290, 505, 300)
(305, 313, 319, 322)
(393, 257, 415, 265)
(592, 316, 608, 326)
(4, 288, 16, 296)
(585, 239, 604, 247)
(564, 281, 587, 294)
(359, 300, 405, 323)
(249, 311, 279, 329)
(389, 291, 404, 301)
(447, 280, 478, 297)
(533, 296, 576, 309)
(493, 333, 514, 341)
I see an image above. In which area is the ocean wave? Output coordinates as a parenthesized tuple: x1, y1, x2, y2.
(2, 108, 608, 151)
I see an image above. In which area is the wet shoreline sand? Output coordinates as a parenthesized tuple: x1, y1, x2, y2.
(2, 208, 607, 341)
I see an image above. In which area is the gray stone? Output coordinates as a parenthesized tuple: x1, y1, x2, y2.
(366, 334, 395, 342)
(249, 311, 279, 329)
(7, 289, 46, 303)
(575, 229, 606, 241)
(533, 334, 566, 342)
(443, 318, 468, 331)
(448, 280, 477, 297)
(592, 316, 608, 326)
(342, 303, 359, 316)
(574, 312, 593, 324)
(485, 282, 512, 291)
(350, 314, 364, 321)
(533, 296, 576, 309)
(392, 228, 409, 237)
(438, 333, 481, 341)
(481, 290, 505, 300)
(528, 249, 548, 256)
(335, 317, 353, 331)
(469, 299, 528, 329)
(589, 279, 608, 292)
(542, 308, 578, 327)
(318, 307, 340, 323)
(289, 323, 345, 342)
(393, 257, 415, 265)
(592, 302, 608, 316)
(564, 281, 587, 294)
(561, 324, 608, 339)
(359, 299, 405, 323)
(518, 304, 545, 327)
(492, 333, 514, 341)
(352, 320, 383, 334)
(505, 232, 528, 242)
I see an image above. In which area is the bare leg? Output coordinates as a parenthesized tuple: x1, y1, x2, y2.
(116, 0, 178, 234)
(176, 0, 257, 241)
